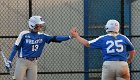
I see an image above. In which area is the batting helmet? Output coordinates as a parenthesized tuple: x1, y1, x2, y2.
(28, 16, 45, 29)
(105, 19, 120, 33)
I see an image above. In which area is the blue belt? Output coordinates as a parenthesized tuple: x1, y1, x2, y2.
(20, 57, 38, 61)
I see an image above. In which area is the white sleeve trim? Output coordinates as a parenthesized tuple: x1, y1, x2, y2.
(88, 35, 105, 44)
(15, 31, 29, 45)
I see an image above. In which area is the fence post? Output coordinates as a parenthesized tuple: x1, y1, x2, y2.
(84, 0, 89, 80)
(29, 0, 32, 18)
(121, 0, 124, 35)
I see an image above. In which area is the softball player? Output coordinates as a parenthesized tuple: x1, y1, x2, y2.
(70, 19, 136, 80)
(6, 16, 73, 80)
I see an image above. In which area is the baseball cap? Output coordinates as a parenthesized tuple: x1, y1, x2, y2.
(28, 16, 45, 29)
(105, 19, 120, 33)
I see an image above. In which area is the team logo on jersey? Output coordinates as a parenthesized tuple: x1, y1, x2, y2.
(25, 35, 30, 38)
(26, 39, 43, 44)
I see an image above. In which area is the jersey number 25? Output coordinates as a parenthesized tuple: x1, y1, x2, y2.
(106, 40, 123, 53)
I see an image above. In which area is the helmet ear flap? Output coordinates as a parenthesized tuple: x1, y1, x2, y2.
(105, 28, 108, 30)
(31, 25, 35, 29)
(29, 21, 36, 29)
(104, 25, 108, 31)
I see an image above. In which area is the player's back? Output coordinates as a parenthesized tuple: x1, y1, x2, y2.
(98, 34, 133, 61)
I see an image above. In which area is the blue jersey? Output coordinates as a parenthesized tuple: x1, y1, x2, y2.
(88, 34, 134, 61)
(9, 30, 71, 61)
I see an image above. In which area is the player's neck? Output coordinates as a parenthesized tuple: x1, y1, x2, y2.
(107, 32, 119, 36)
(29, 29, 38, 33)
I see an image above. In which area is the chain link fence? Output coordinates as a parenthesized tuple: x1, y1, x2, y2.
(0, 0, 140, 80)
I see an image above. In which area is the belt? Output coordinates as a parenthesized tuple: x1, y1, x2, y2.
(20, 57, 38, 61)
(105, 60, 126, 62)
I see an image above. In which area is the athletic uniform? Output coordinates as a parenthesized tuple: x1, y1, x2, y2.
(70, 19, 135, 80)
(8, 30, 71, 80)
(88, 34, 134, 80)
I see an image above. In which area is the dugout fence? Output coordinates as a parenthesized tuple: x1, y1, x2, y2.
(0, 0, 140, 80)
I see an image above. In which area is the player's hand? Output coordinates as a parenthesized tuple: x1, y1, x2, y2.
(127, 58, 132, 64)
(70, 27, 79, 38)
(5, 60, 12, 72)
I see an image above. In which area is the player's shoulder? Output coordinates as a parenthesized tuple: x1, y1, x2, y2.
(93, 35, 107, 41)
(93, 35, 109, 41)
(118, 34, 131, 42)
(118, 34, 129, 39)
(88, 35, 106, 44)
(38, 32, 51, 36)
(99, 34, 110, 38)
(19, 30, 30, 36)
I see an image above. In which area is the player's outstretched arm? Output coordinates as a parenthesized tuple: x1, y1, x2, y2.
(49, 35, 72, 43)
(70, 27, 89, 47)
(50, 28, 76, 43)
(53, 36, 72, 42)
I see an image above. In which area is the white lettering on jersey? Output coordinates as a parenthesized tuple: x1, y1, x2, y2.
(26, 39, 43, 44)
(106, 40, 124, 53)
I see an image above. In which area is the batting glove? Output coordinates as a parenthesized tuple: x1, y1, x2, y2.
(5, 60, 12, 72)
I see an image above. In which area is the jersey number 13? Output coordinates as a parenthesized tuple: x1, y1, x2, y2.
(32, 45, 39, 51)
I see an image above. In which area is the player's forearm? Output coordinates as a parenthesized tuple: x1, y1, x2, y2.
(128, 50, 136, 59)
(75, 36, 89, 47)
(8, 45, 18, 61)
(55, 36, 72, 42)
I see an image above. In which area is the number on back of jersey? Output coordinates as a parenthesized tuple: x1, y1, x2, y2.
(106, 40, 123, 53)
